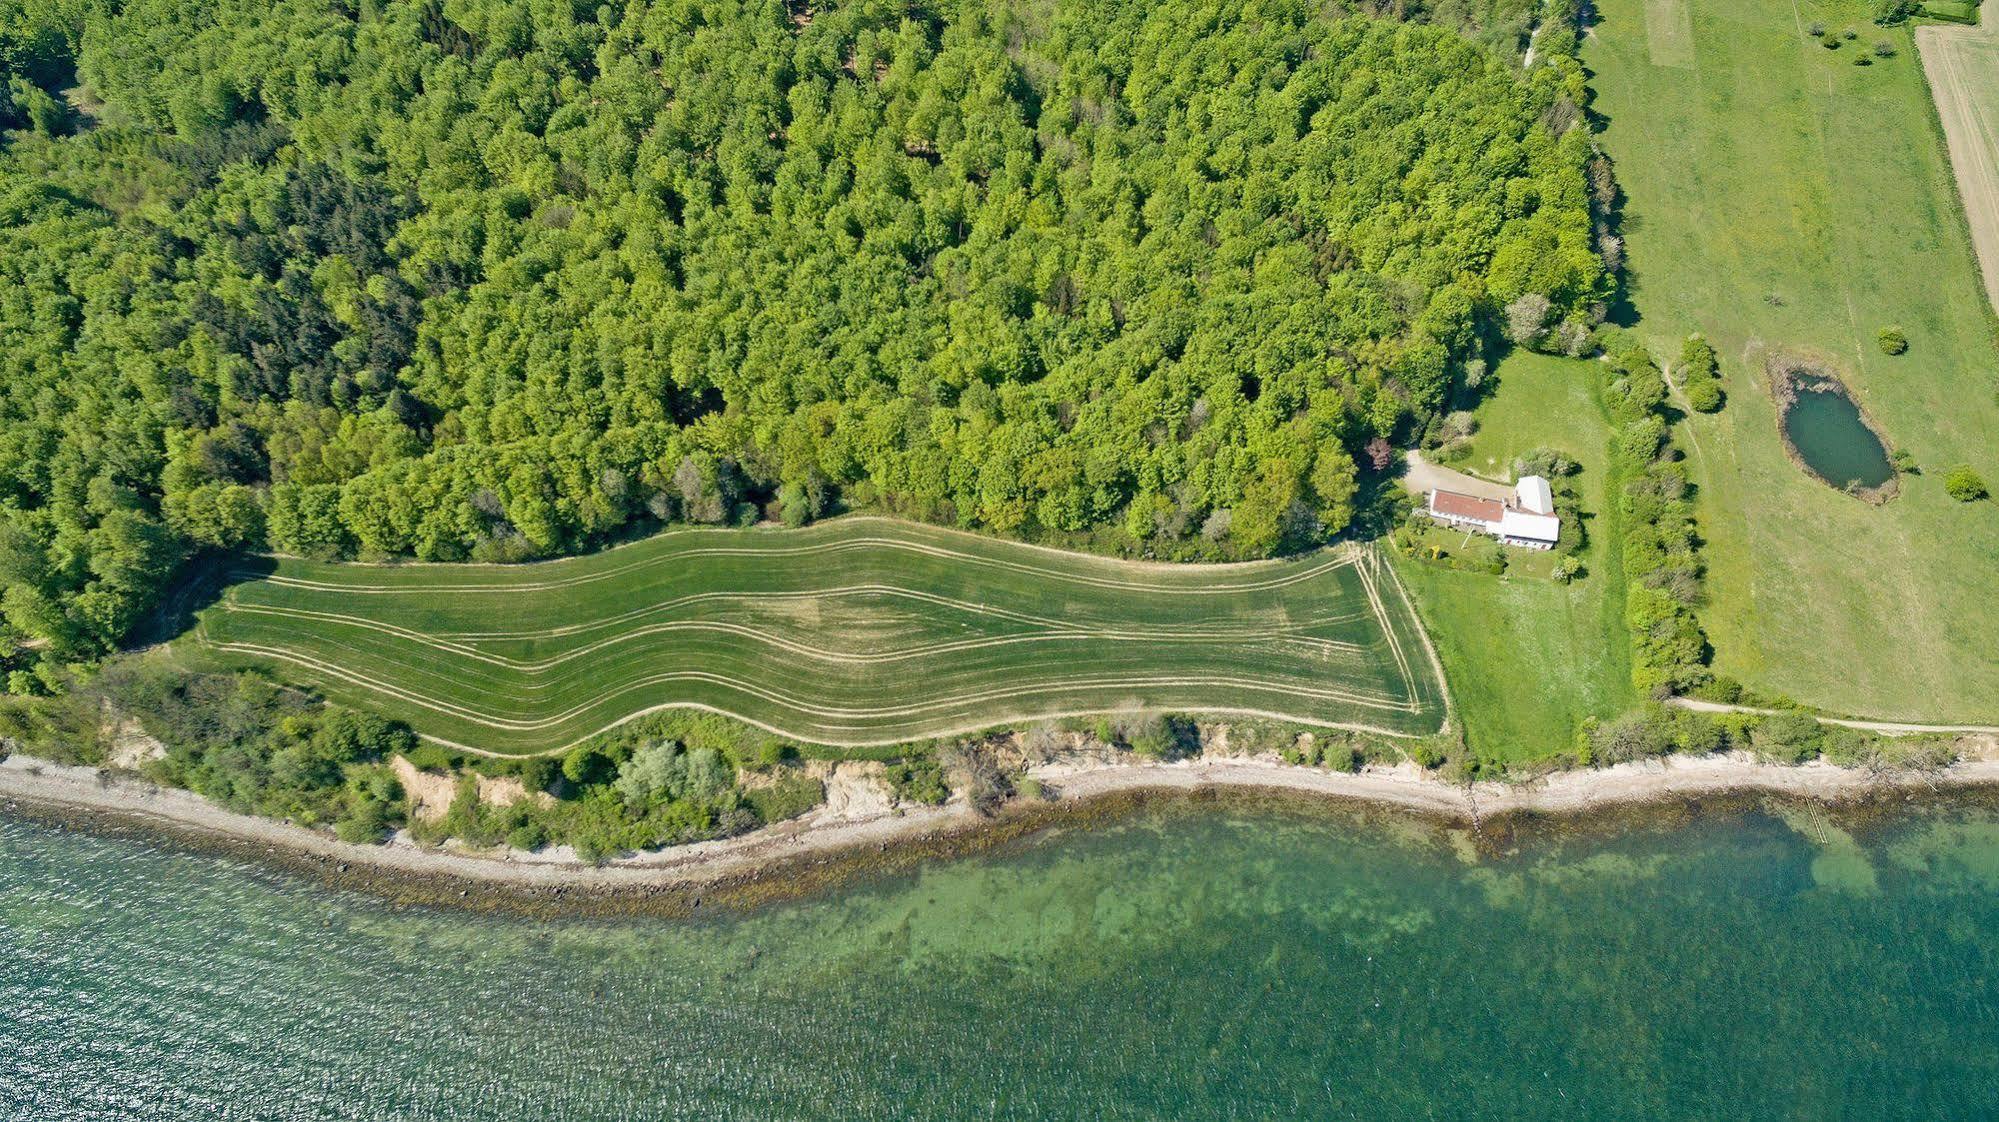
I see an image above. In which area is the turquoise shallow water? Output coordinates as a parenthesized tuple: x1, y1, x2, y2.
(4, 800, 1999, 1119)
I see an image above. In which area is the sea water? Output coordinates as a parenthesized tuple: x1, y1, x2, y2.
(3, 800, 1997, 1118)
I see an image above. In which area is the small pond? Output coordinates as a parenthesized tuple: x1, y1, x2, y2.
(1778, 370, 1895, 491)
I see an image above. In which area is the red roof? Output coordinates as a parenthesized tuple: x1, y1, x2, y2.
(1428, 490, 1504, 523)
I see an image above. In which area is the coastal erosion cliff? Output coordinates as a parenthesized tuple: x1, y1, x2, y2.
(4, 741, 1998, 908)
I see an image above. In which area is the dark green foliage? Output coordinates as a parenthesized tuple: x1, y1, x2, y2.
(0, 0, 1606, 690)
(514, 754, 558, 794)
(400, 741, 464, 773)
(1109, 710, 1199, 758)
(885, 756, 950, 805)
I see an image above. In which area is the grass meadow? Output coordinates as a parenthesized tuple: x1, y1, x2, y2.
(1587, 0, 1999, 720)
(1397, 352, 1637, 763)
(183, 518, 1447, 754)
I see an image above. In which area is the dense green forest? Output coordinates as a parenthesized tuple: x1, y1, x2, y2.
(0, 0, 1604, 689)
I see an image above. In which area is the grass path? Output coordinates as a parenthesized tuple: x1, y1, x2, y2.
(182, 518, 1449, 754)
(1667, 698, 1999, 736)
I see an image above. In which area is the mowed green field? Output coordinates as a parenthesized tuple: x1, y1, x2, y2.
(1589, 0, 1999, 720)
(1397, 353, 1637, 762)
(184, 518, 1447, 753)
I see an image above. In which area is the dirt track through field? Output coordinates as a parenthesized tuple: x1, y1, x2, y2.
(1918, 18, 1999, 316)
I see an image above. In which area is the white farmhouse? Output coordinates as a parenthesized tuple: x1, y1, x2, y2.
(1424, 476, 1560, 550)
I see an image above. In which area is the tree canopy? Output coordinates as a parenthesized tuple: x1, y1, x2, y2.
(0, 0, 1603, 686)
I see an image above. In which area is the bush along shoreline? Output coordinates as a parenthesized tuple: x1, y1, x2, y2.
(0, 652, 1976, 868)
(0, 662, 841, 861)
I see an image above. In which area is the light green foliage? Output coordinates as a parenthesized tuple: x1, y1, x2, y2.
(0, 0, 1605, 691)
(1876, 327, 1907, 355)
(1603, 346, 1712, 698)
(1943, 465, 1987, 502)
(1677, 334, 1724, 413)
(1749, 710, 1824, 764)
(1582, 704, 1732, 765)
(191, 519, 1447, 751)
(613, 741, 734, 809)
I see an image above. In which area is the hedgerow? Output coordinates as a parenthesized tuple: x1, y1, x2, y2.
(1600, 344, 1715, 697)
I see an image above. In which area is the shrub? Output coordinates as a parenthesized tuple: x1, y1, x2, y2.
(1750, 712, 1824, 764)
(613, 740, 734, 808)
(884, 757, 949, 805)
(1873, 0, 1918, 24)
(506, 820, 550, 852)
(1943, 465, 1988, 502)
(1842, 27, 1859, 40)
(1516, 447, 1579, 479)
(1808, 20, 1826, 36)
(1684, 377, 1724, 413)
(1505, 293, 1554, 346)
(1588, 710, 1674, 764)
(1891, 449, 1918, 474)
(1678, 334, 1719, 379)
(515, 755, 559, 793)
(1872, 40, 1897, 58)
(560, 744, 612, 786)
(1821, 34, 1841, 49)
(1671, 711, 1727, 756)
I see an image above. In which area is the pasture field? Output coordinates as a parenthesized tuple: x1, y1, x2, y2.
(1398, 353, 1636, 763)
(183, 518, 1447, 754)
(1587, 0, 1999, 720)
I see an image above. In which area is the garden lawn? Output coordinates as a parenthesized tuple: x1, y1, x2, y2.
(1397, 353, 1635, 764)
(1586, 0, 1999, 720)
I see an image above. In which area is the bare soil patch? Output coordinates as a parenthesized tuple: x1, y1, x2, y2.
(1917, 20, 1999, 315)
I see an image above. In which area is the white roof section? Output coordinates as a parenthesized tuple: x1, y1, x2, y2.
(1498, 507, 1560, 543)
(1515, 476, 1554, 515)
